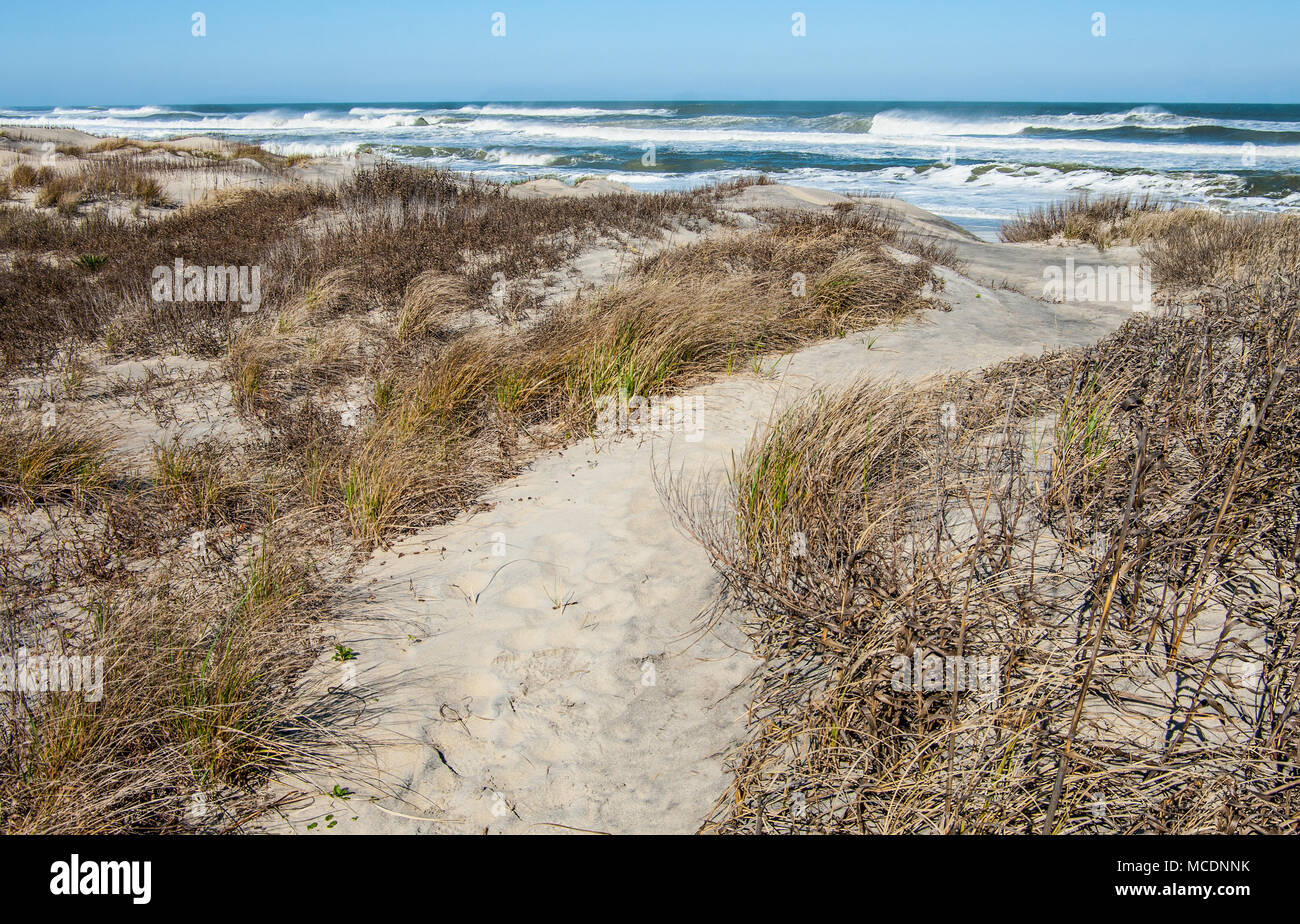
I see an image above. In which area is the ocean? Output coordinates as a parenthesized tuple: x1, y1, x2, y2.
(5, 100, 1299, 237)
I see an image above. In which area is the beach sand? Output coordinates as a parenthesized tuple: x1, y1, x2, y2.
(249, 182, 1144, 834)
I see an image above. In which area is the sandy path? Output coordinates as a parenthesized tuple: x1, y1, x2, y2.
(270, 195, 1144, 834)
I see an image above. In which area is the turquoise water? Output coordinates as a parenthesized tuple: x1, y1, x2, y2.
(6, 100, 1299, 231)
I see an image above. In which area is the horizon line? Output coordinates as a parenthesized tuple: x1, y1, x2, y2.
(6, 98, 1299, 109)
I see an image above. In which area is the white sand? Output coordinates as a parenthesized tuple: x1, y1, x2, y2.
(507, 176, 636, 199)
(262, 186, 1145, 834)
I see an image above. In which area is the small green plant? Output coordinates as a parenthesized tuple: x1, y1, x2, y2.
(542, 578, 576, 612)
(1050, 373, 1120, 507)
(332, 644, 357, 662)
(75, 254, 108, 271)
(494, 373, 527, 415)
(374, 377, 395, 414)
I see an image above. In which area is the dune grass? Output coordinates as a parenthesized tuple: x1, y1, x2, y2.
(0, 163, 738, 366)
(1002, 194, 1300, 290)
(8, 164, 37, 188)
(0, 414, 343, 832)
(26, 159, 171, 215)
(1000, 193, 1165, 247)
(0, 423, 115, 508)
(5, 154, 1297, 835)
(677, 207, 1300, 834)
(0, 536, 339, 833)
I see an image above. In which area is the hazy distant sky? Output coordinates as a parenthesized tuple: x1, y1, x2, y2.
(2, 0, 1296, 105)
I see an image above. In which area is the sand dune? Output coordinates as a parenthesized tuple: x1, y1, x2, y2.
(265, 185, 1143, 834)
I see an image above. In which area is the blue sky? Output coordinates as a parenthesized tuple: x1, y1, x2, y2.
(2, 1, 1296, 105)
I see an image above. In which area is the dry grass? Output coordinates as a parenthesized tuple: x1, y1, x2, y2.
(153, 440, 255, 526)
(0, 533, 343, 833)
(1000, 193, 1165, 248)
(396, 272, 471, 341)
(8, 164, 37, 188)
(0, 423, 115, 508)
(33, 174, 83, 211)
(674, 208, 1300, 835)
(248, 208, 945, 543)
(1139, 210, 1300, 288)
(229, 144, 299, 170)
(77, 160, 170, 206)
(26, 159, 172, 215)
(0, 162, 733, 366)
(90, 137, 146, 153)
(186, 171, 943, 549)
(0, 411, 347, 831)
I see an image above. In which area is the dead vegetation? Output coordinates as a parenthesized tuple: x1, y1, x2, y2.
(8, 164, 37, 189)
(1000, 193, 1165, 247)
(0, 138, 316, 228)
(0, 402, 351, 832)
(0, 422, 115, 508)
(0, 163, 738, 366)
(675, 211, 1300, 834)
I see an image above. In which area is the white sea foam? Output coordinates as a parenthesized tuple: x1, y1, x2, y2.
(482, 148, 559, 166)
(448, 105, 675, 118)
(7, 102, 1298, 221)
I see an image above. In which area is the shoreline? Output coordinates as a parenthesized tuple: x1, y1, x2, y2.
(0, 122, 1012, 239)
(6, 113, 1297, 241)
